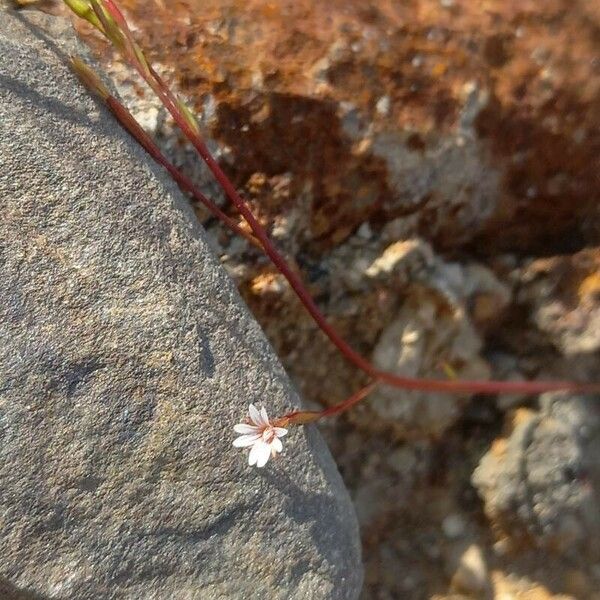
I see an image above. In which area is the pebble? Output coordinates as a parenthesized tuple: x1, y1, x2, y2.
(442, 514, 467, 539)
(387, 446, 418, 474)
(357, 221, 373, 240)
(451, 544, 489, 594)
(376, 95, 391, 117)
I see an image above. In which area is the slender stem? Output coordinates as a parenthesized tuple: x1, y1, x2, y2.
(107, 96, 600, 397)
(279, 381, 379, 426)
(104, 97, 261, 248)
(71, 0, 600, 398)
(143, 114, 600, 396)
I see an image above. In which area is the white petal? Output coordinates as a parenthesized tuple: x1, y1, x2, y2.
(271, 437, 283, 453)
(255, 442, 271, 468)
(234, 423, 260, 435)
(248, 441, 265, 466)
(260, 406, 270, 426)
(233, 434, 260, 448)
(248, 404, 265, 427)
(274, 427, 288, 437)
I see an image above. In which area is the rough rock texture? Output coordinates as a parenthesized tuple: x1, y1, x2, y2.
(473, 395, 600, 556)
(516, 249, 600, 356)
(365, 239, 507, 437)
(81, 0, 600, 254)
(0, 8, 361, 600)
(46, 0, 600, 597)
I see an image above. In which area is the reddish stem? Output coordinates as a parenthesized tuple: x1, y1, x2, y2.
(281, 381, 379, 426)
(160, 129, 600, 396)
(105, 97, 261, 248)
(93, 0, 600, 397)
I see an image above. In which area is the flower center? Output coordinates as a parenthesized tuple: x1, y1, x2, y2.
(262, 426, 275, 443)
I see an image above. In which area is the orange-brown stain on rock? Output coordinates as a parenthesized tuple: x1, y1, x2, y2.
(77, 0, 599, 253)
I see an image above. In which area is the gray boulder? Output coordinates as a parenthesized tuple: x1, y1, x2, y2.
(0, 7, 361, 599)
(473, 392, 600, 557)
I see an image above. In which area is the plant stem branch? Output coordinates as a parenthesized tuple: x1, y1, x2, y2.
(67, 0, 600, 399)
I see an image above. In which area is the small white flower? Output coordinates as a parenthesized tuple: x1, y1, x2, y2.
(233, 404, 288, 468)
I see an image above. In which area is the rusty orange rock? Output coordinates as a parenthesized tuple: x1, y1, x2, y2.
(69, 0, 600, 254)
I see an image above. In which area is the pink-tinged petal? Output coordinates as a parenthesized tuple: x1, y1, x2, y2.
(249, 441, 266, 466)
(274, 427, 288, 437)
(234, 423, 260, 435)
(260, 406, 270, 426)
(248, 404, 264, 427)
(271, 437, 283, 453)
(255, 442, 271, 468)
(233, 434, 260, 448)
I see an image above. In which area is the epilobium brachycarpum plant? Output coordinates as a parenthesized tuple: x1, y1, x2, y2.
(60, 0, 600, 467)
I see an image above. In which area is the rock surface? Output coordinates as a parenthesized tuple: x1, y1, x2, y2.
(45, 0, 600, 597)
(84, 0, 600, 254)
(366, 239, 506, 437)
(516, 249, 600, 356)
(473, 395, 600, 556)
(0, 8, 361, 599)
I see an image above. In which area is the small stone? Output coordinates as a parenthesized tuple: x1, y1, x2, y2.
(442, 514, 467, 539)
(473, 393, 600, 555)
(387, 446, 418, 475)
(517, 250, 600, 356)
(357, 221, 373, 239)
(450, 544, 489, 595)
(367, 242, 493, 436)
(492, 538, 512, 556)
(411, 54, 424, 68)
(365, 239, 434, 281)
(375, 95, 391, 116)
